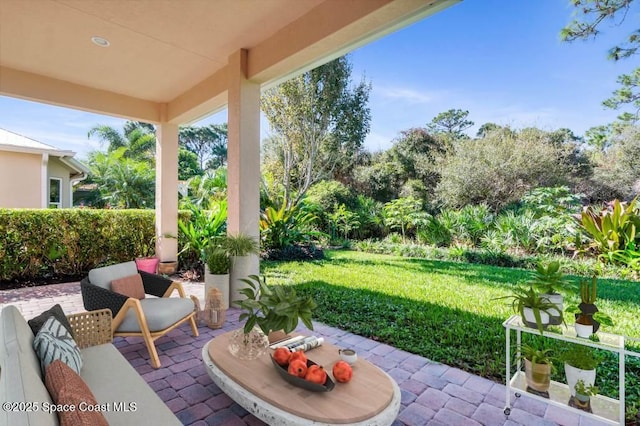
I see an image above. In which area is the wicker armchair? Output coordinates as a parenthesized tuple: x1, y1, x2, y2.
(81, 262, 199, 368)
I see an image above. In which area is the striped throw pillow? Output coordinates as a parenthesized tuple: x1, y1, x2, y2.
(33, 316, 83, 375)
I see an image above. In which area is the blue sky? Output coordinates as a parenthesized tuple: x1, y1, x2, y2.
(0, 0, 637, 159)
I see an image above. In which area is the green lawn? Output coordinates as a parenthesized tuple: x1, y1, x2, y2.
(262, 250, 640, 402)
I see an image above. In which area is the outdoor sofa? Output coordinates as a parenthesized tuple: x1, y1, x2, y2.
(0, 304, 181, 425)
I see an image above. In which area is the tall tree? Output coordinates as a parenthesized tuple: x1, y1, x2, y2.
(561, 0, 640, 122)
(261, 55, 371, 206)
(88, 121, 156, 160)
(426, 109, 474, 140)
(85, 148, 155, 208)
(179, 124, 228, 170)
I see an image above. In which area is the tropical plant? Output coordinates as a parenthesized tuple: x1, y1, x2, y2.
(517, 343, 555, 367)
(382, 196, 429, 242)
(579, 198, 640, 256)
(234, 275, 316, 336)
(259, 201, 320, 250)
(328, 204, 360, 240)
(495, 286, 559, 334)
(223, 232, 260, 257)
(417, 216, 453, 247)
(86, 148, 155, 208)
(574, 379, 598, 397)
(182, 168, 227, 209)
(204, 245, 231, 274)
(529, 261, 567, 295)
(177, 201, 227, 271)
(88, 121, 156, 160)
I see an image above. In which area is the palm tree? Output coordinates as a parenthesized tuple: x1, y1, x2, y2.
(87, 148, 155, 208)
(88, 121, 156, 161)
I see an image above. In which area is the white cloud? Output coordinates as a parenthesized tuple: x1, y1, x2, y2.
(374, 86, 438, 104)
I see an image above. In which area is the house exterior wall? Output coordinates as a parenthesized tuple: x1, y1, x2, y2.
(0, 151, 42, 208)
(47, 157, 73, 208)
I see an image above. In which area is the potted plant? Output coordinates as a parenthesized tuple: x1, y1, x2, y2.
(626, 402, 640, 426)
(565, 275, 613, 338)
(225, 233, 260, 303)
(229, 275, 316, 360)
(517, 342, 555, 394)
(204, 244, 231, 309)
(529, 261, 567, 325)
(562, 344, 603, 398)
(496, 286, 559, 335)
(573, 379, 598, 410)
(135, 234, 159, 274)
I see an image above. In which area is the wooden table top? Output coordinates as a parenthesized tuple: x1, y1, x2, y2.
(207, 330, 396, 424)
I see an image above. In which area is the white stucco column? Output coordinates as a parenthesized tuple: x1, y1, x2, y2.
(155, 122, 179, 261)
(227, 49, 261, 272)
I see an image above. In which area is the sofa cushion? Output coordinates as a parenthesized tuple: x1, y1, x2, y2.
(1, 306, 57, 426)
(28, 303, 75, 338)
(111, 273, 146, 299)
(45, 360, 109, 426)
(88, 261, 138, 289)
(33, 316, 82, 375)
(81, 344, 181, 425)
(116, 298, 194, 332)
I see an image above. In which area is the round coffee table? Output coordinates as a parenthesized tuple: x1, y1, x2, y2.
(202, 330, 400, 425)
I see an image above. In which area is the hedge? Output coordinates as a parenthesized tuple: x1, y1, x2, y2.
(0, 209, 189, 282)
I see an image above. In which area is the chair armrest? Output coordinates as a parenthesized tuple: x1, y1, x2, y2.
(80, 278, 128, 316)
(66, 309, 113, 349)
(139, 270, 173, 297)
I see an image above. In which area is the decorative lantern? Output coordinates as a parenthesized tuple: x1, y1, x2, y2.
(205, 287, 226, 329)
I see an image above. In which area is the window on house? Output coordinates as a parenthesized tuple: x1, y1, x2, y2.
(49, 178, 61, 208)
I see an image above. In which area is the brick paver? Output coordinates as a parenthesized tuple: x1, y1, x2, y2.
(0, 280, 609, 425)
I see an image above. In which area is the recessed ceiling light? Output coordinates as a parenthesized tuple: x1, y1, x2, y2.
(91, 36, 110, 47)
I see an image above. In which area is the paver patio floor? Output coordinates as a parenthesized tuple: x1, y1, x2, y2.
(0, 281, 606, 425)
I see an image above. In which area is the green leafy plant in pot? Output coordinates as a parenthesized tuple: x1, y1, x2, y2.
(562, 344, 603, 398)
(204, 244, 232, 309)
(225, 233, 261, 303)
(496, 286, 559, 335)
(517, 342, 556, 394)
(626, 402, 640, 426)
(529, 260, 567, 325)
(565, 275, 613, 338)
(229, 275, 316, 360)
(574, 379, 598, 408)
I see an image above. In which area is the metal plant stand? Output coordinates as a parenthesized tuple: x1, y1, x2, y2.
(503, 315, 640, 425)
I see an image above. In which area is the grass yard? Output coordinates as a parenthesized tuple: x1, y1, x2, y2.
(262, 250, 640, 403)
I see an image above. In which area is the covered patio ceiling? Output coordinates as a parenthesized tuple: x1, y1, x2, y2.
(0, 0, 457, 125)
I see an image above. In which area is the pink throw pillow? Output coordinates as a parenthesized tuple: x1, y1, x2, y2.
(110, 274, 145, 299)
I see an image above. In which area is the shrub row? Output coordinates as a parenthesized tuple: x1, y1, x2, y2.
(0, 209, 189, 283)
(352, 239, 627, 279)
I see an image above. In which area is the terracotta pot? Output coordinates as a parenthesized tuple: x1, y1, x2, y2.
(524, 359, 551, 392)
(158, 261, 178, 275)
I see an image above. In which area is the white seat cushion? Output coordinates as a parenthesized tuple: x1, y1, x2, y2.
(88, 261, 138, 290)
(116, 298, 195, 332)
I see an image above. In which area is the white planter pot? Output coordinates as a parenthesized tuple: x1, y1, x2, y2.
(574, 322, 594, 339)
(523, 307, 550, 328)
(541, 293, 563, 325)
(204, 265, 230, 309)
(229, 255, 259, 305)
(564, 363, 596, 397)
